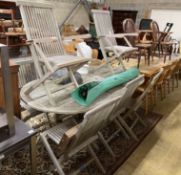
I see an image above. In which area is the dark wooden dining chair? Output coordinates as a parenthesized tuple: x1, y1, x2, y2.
(122, 18, 153, 67)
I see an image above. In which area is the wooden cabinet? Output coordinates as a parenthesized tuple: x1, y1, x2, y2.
(112, 10, 138, 45)
(0, 61, 20, 117)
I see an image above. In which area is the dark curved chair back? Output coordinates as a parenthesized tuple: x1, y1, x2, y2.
(122, 18, 137, 46)
(139, 18, 152, 30)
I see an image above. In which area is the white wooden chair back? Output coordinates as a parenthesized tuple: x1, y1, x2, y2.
(18, 1, 65, 58)
(110, 75, 144, 120)
(92, 10, 117, 46)
(68, 87, 127, 151)
(124, 75, 145, 104)
(92, 10, 118, 60)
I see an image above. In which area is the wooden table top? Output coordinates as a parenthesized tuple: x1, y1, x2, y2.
(20, 62, 145, 115)
(140, 62, 172, 78)
(21, 78, 129, 115)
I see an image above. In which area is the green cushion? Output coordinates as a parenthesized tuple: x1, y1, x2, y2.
(71, 67, 140, 106)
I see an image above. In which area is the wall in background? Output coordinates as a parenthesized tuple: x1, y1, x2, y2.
(31, 0, 90, 30)
(106, 1, 181, 28)
(151, 9, 181, 40)
(26, 0, 181, 34)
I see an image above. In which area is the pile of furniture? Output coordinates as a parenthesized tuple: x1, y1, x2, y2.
(1, 1, 181, 175)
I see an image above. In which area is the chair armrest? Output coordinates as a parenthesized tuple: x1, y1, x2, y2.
(32, 37, 58, 44)
(59, 124, 80, 152)
(106, 33, 138, 38)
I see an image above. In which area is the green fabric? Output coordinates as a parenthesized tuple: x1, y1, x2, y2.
(71, 67, 140, 106)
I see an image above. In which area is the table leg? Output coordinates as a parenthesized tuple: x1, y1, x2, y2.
(30, 135, 37, 175)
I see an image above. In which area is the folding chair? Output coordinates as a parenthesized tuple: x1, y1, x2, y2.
(98, 75, 145, 158)
(92, 10, 137, 71)
(40, 87, 127, 175)
(118, 68, 164, 141)
(17, 1, 90, 105)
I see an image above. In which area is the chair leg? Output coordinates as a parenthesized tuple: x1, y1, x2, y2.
(158, 44, 161, 58)
(114, 119, 130, 139)
(118, 56, 126, 71)
(68, 67, 79, 87)
(153, 89, 157, 106)
(175, 73, 179, 88)
(134, 111, 147, 127)
(163, 82, 167, 98)
(172, 77, 174, 91)
(117, 116, 139, 141)
(43, 82, 56, 106)
(167, 80, 170, 93)
(144, 94, 149, 114)
(137, 50, 141, 68)
(98, 132, 116, 159)
(40, 133, 66, 175)
(155, 86, 158, 103)
(88, 145, 106, 174)
(160, 84, 164, 100)
(150, 91, 154, 108)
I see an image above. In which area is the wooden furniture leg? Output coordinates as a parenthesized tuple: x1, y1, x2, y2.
(30, 134, 37, 175)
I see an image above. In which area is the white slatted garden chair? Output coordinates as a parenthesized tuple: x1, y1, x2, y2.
(98, 75, 145, 158)
(14, 57, 37, 88)
(40, 87, 127, 175)
(118, 68, 164, 141)
(17, 1, 90, 105)
(92, 10, 138, 71)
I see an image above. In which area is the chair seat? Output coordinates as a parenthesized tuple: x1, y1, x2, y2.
(47, 55, 90, 68)
(135, 43, 152, 48)
(44, 119, 76, 145)
(105, 45, 137, 54)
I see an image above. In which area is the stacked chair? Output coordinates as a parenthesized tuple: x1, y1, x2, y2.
(150, 21, 175, 62)
(122, 18, 153, 67)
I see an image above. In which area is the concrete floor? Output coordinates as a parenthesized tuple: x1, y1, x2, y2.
(114, 57, 181, 175)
